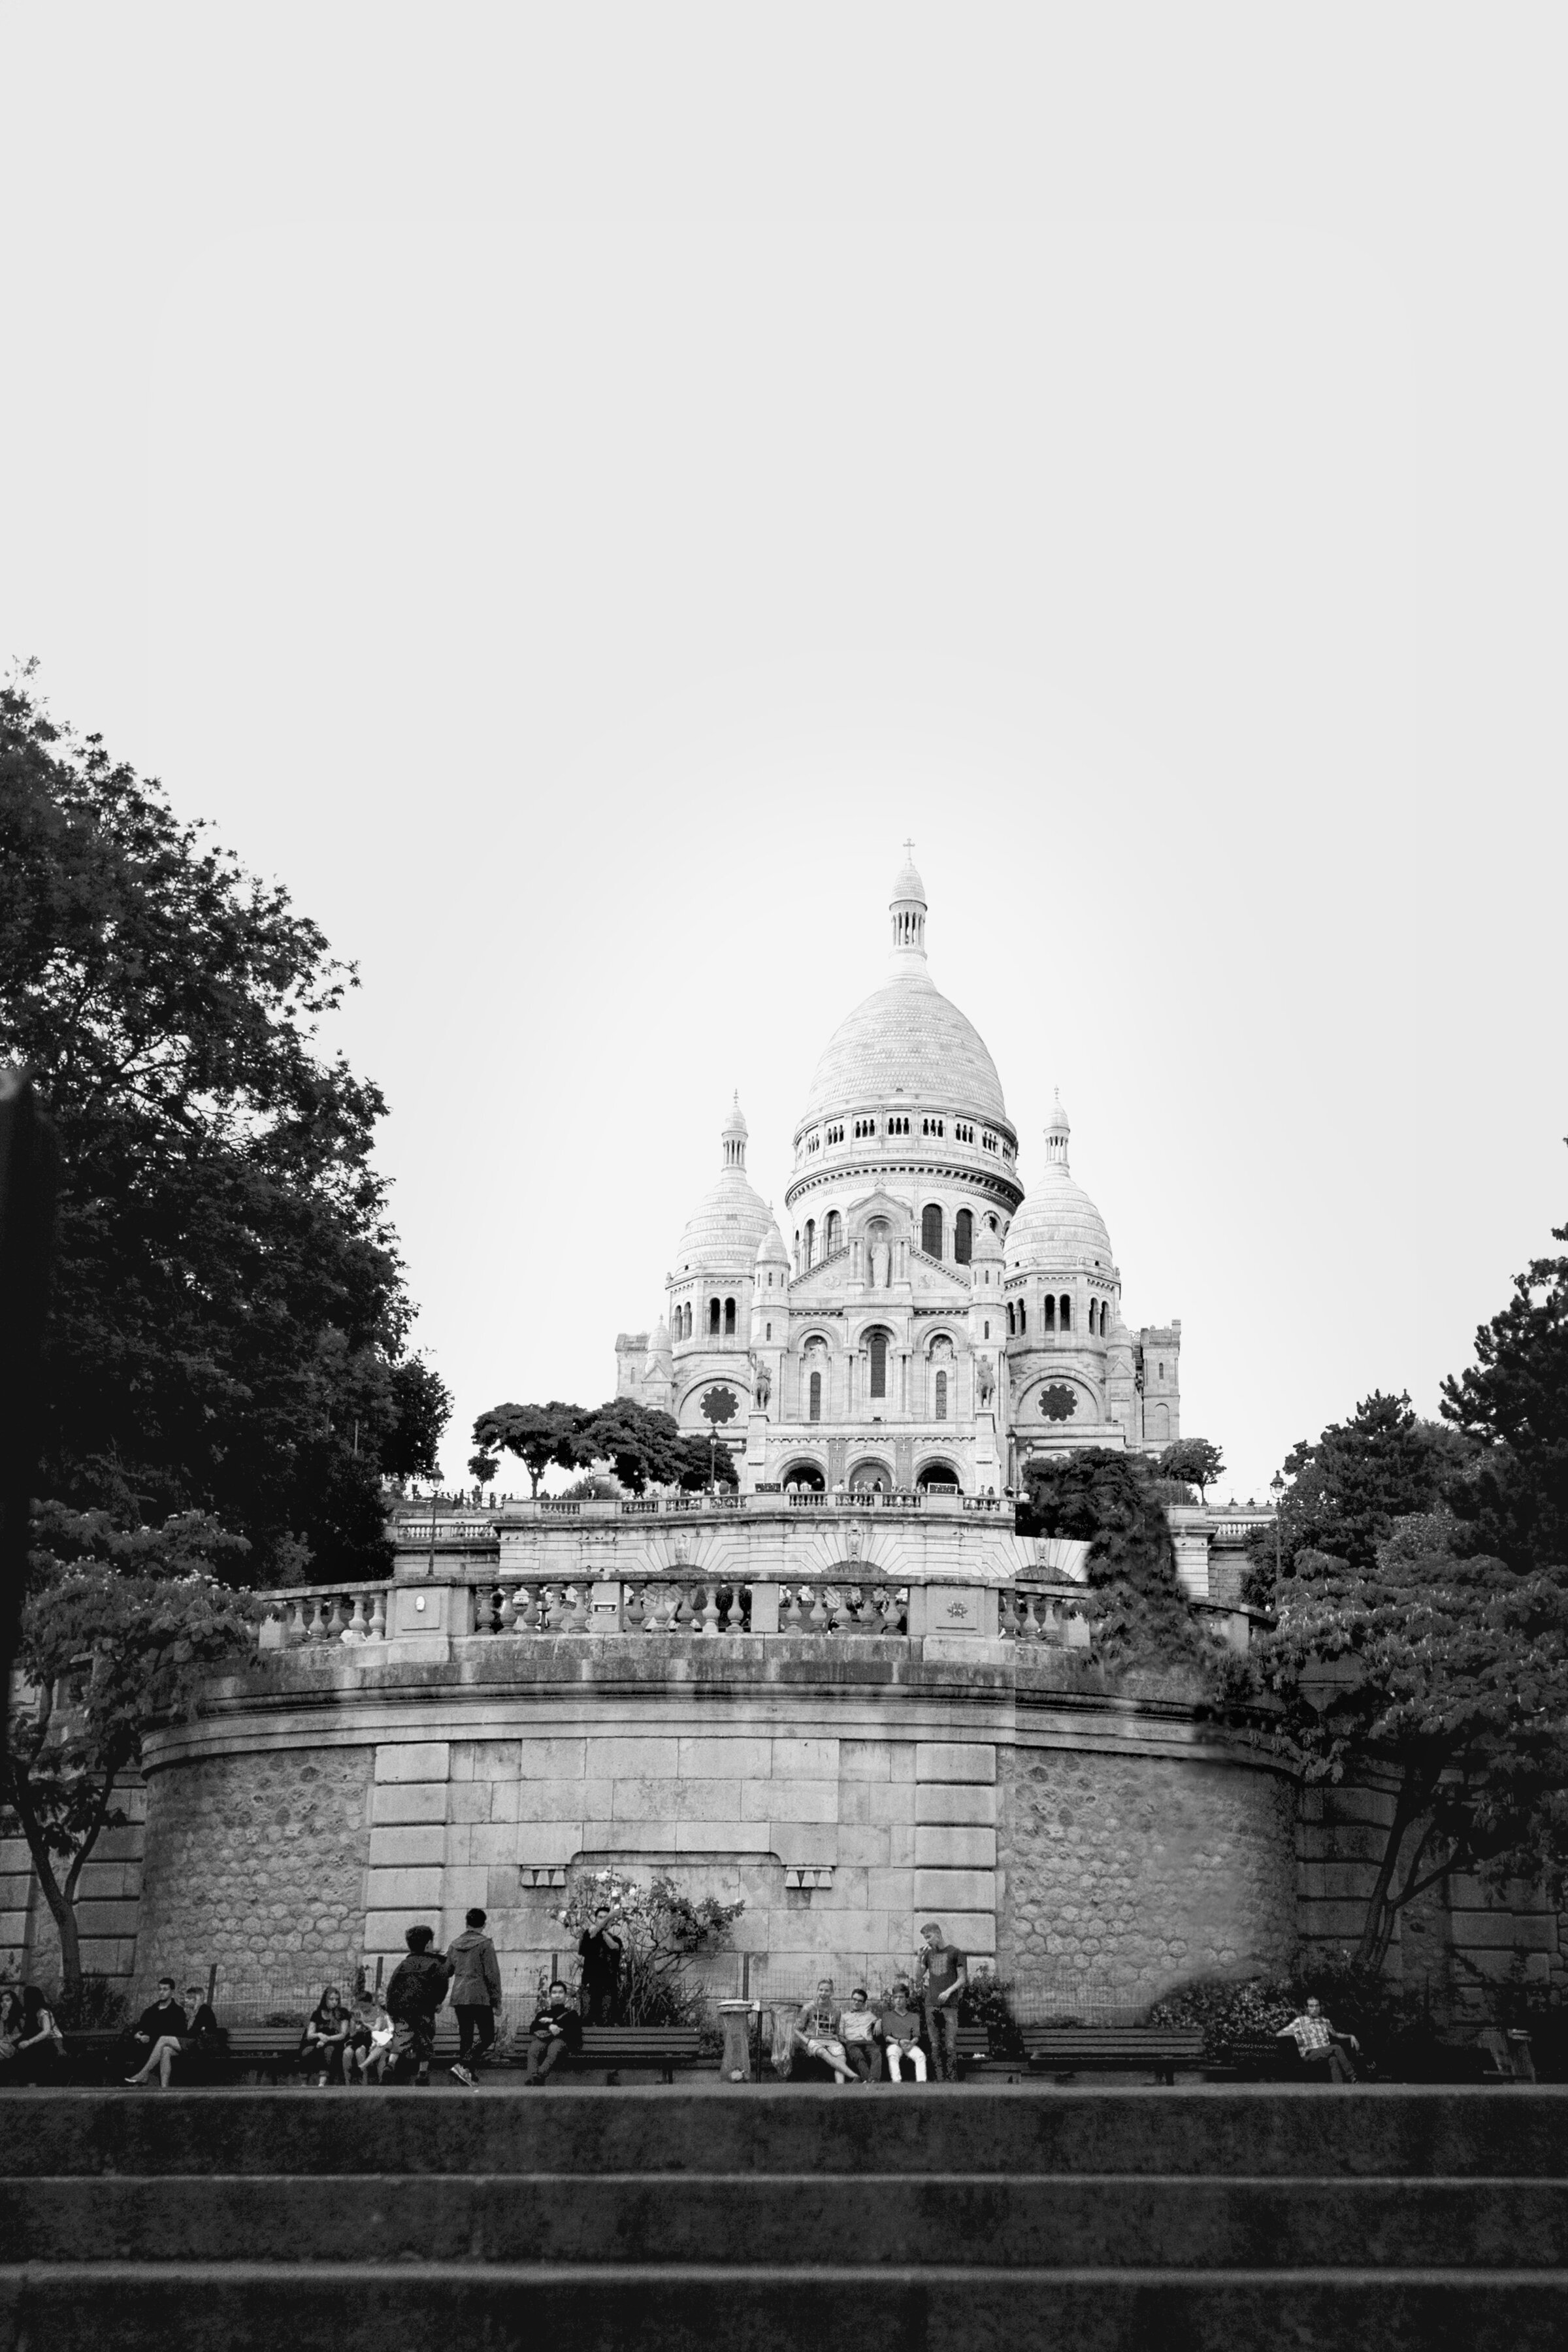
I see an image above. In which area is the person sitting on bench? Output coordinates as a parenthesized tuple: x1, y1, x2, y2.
(301, 1985, 352, 2085)
(794, 1978, 858, 2084)
(124, 1978, 188, 2087)
(348, 1993, 395, 2083)
(838, 1986, 883, 2082)
(1277, 1997, 1360, 2083)
(879, 1982, 927, 2082)
(524, 1980, 584, 2084)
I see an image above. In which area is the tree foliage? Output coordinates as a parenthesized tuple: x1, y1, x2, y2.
(2, 1506, 258, 1989)
(1441, 1188, 1568, 1573)
(1267, 1392, 1473, 1590)
(1256, 1512, 1568, 1970)
(470, 1401, 589, 1496)
(1158, 1437, 1225, 1502)
(472, 1397, 739, 1497)
(0, 672, 446, 1581)
(550, 1864, 743, 2027)
(1023, 1448, 1208, 1674)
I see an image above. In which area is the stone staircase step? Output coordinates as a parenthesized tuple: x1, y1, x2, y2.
(5, 2172, 1567, 2270)
(3, 2261, 1567, 2352)
(10, 2087, 1568, 2180)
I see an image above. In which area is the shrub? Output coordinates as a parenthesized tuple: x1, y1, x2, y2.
(551, 1865, 743, 2028)
(51, 1973, 130, 2032)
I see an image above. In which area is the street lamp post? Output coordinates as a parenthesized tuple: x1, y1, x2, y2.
(1269, 1471, 1284, 1583)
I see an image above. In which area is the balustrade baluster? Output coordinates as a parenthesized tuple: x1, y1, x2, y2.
(623, 1581, 645, 1633)
(368, 1592, 387, 1641)
(721, 1582, 744, 1635)
(304, 1596, 327, 1643)
(1022, 1592, 1044, 1642)
(808, 1587, 831, 1634)
(344, 1593, 368, 1642)
(496, 1585, 516, 1634)
(568, 1584, 592, 1633)
(879, 1585, 906, 1637)
(781, 1583, 805, 1633)
(698, 1582, 721, 1637)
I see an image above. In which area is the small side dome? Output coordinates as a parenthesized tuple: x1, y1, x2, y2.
(755, 1215, 790, 1270)
(970, 1217, 1004, 1262)
(1006, 1094, 1114, 1271)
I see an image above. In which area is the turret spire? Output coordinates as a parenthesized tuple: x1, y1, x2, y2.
(1044, 1088, 1071, 1169)
(889, 842, 928, 960)
(721, 1091, 748, 1170)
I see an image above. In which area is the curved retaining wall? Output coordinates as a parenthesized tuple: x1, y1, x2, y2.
(135, 1639, 1298, 2002)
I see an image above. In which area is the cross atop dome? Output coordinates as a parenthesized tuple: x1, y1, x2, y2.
(890, 842, 928, 956)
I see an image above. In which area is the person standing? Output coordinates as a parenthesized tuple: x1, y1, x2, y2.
(917, 1922, 968, 2083)
(446, 1906, 502, 2087)
(576, 1905, 626, 2025)
(385, 1925, 451, 2086)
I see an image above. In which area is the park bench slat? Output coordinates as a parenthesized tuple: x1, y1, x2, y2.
(1025, 2027, 1207, 2085)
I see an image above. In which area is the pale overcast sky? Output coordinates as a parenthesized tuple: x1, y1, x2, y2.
(3, 7, 1564, 1500)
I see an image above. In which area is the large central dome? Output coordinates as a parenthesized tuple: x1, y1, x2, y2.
(795, 855, 1011, 1134)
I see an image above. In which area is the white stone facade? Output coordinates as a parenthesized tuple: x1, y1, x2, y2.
(617, 854, 1181, 1492)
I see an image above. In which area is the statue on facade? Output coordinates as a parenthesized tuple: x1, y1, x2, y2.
(976, 1356, 995, 1408)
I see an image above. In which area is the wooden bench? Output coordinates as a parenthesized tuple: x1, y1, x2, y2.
(956, 2025, 992, 2078)
(572, 2027, 707, 2083)
(1026, 2027, 1207, 2084)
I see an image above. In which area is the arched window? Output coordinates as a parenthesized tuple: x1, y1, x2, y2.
(804, 1218, 815, 1269)
(1006, 1303, 1015, 1336)
(1060, 1294, 1072, 1331)
(934, 1369, 947, 1420)
(825, 1209, 842, 1255)
(708, 1297, 721, 1335)
(1019, 1301, 1027, 1335)
(869, 1331, 889, 1399)
(954, 1207, 973, 1264)
(921, 1203, 943, 1257)
(724, 1297, 736, 1336)
(809, 1370, 822, 1422)
(1043, 1295, 1056, 1331)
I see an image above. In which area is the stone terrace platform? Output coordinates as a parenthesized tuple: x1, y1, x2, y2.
(3, 2086, 1565, 2349)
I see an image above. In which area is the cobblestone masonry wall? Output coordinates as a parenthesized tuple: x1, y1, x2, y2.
(998, 1745, 1298, 1995)
(135, 1747, 372, 1997)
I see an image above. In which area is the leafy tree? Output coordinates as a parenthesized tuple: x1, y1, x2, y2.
(0, 672, 442, 1582)
(380, 1356, 453, 1484)
(1441, 1190, 1568, 1573)
(1159, 1437, 1226, 1503)
(470, 1402, 589, 1497)
(1023, 1448, 1205, 1673)
(467, 1452, 500, 1488)
(578, 1398, 739, 1494)
(2, 1507, 257, 1990)
(1268, 1392, 1473, 1589)
(551, 1864, 743, 2027)
(1258, 1512, 1568, 1972)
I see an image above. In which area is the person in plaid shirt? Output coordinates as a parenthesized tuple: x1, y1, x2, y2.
(1277, 1996, 1360, 2083)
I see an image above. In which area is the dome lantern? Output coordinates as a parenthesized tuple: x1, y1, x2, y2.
(1045, 1089, 1071, 1168)
(890, 840, 928, 960)
(721, 1091, 749, 1170)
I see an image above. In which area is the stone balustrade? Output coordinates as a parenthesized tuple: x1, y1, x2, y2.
(257, 1582, 393, 1647)
(389, 1486, 1012, 1546)
(464, 1575, 910, 1639)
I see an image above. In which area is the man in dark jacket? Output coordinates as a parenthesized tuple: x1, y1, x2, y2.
(523, 1980, 583, 2084)
(446, 1906, 502, 2087)
(577, 1904, 627, 2025)
(124, 1978, 188, 2086)
(385, 1925, 451, 2085)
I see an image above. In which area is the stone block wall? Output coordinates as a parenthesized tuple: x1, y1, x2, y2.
(998, 1745, 1298, 1997)
(135, 1746, 373, 1999)
(361, 1726, 1001, 1989)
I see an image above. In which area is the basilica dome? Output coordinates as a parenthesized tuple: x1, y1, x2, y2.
(795, 856, 1010, 1132)
(674, 1094, 775, 1273)
(1005, 1095, 1115, 1271)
